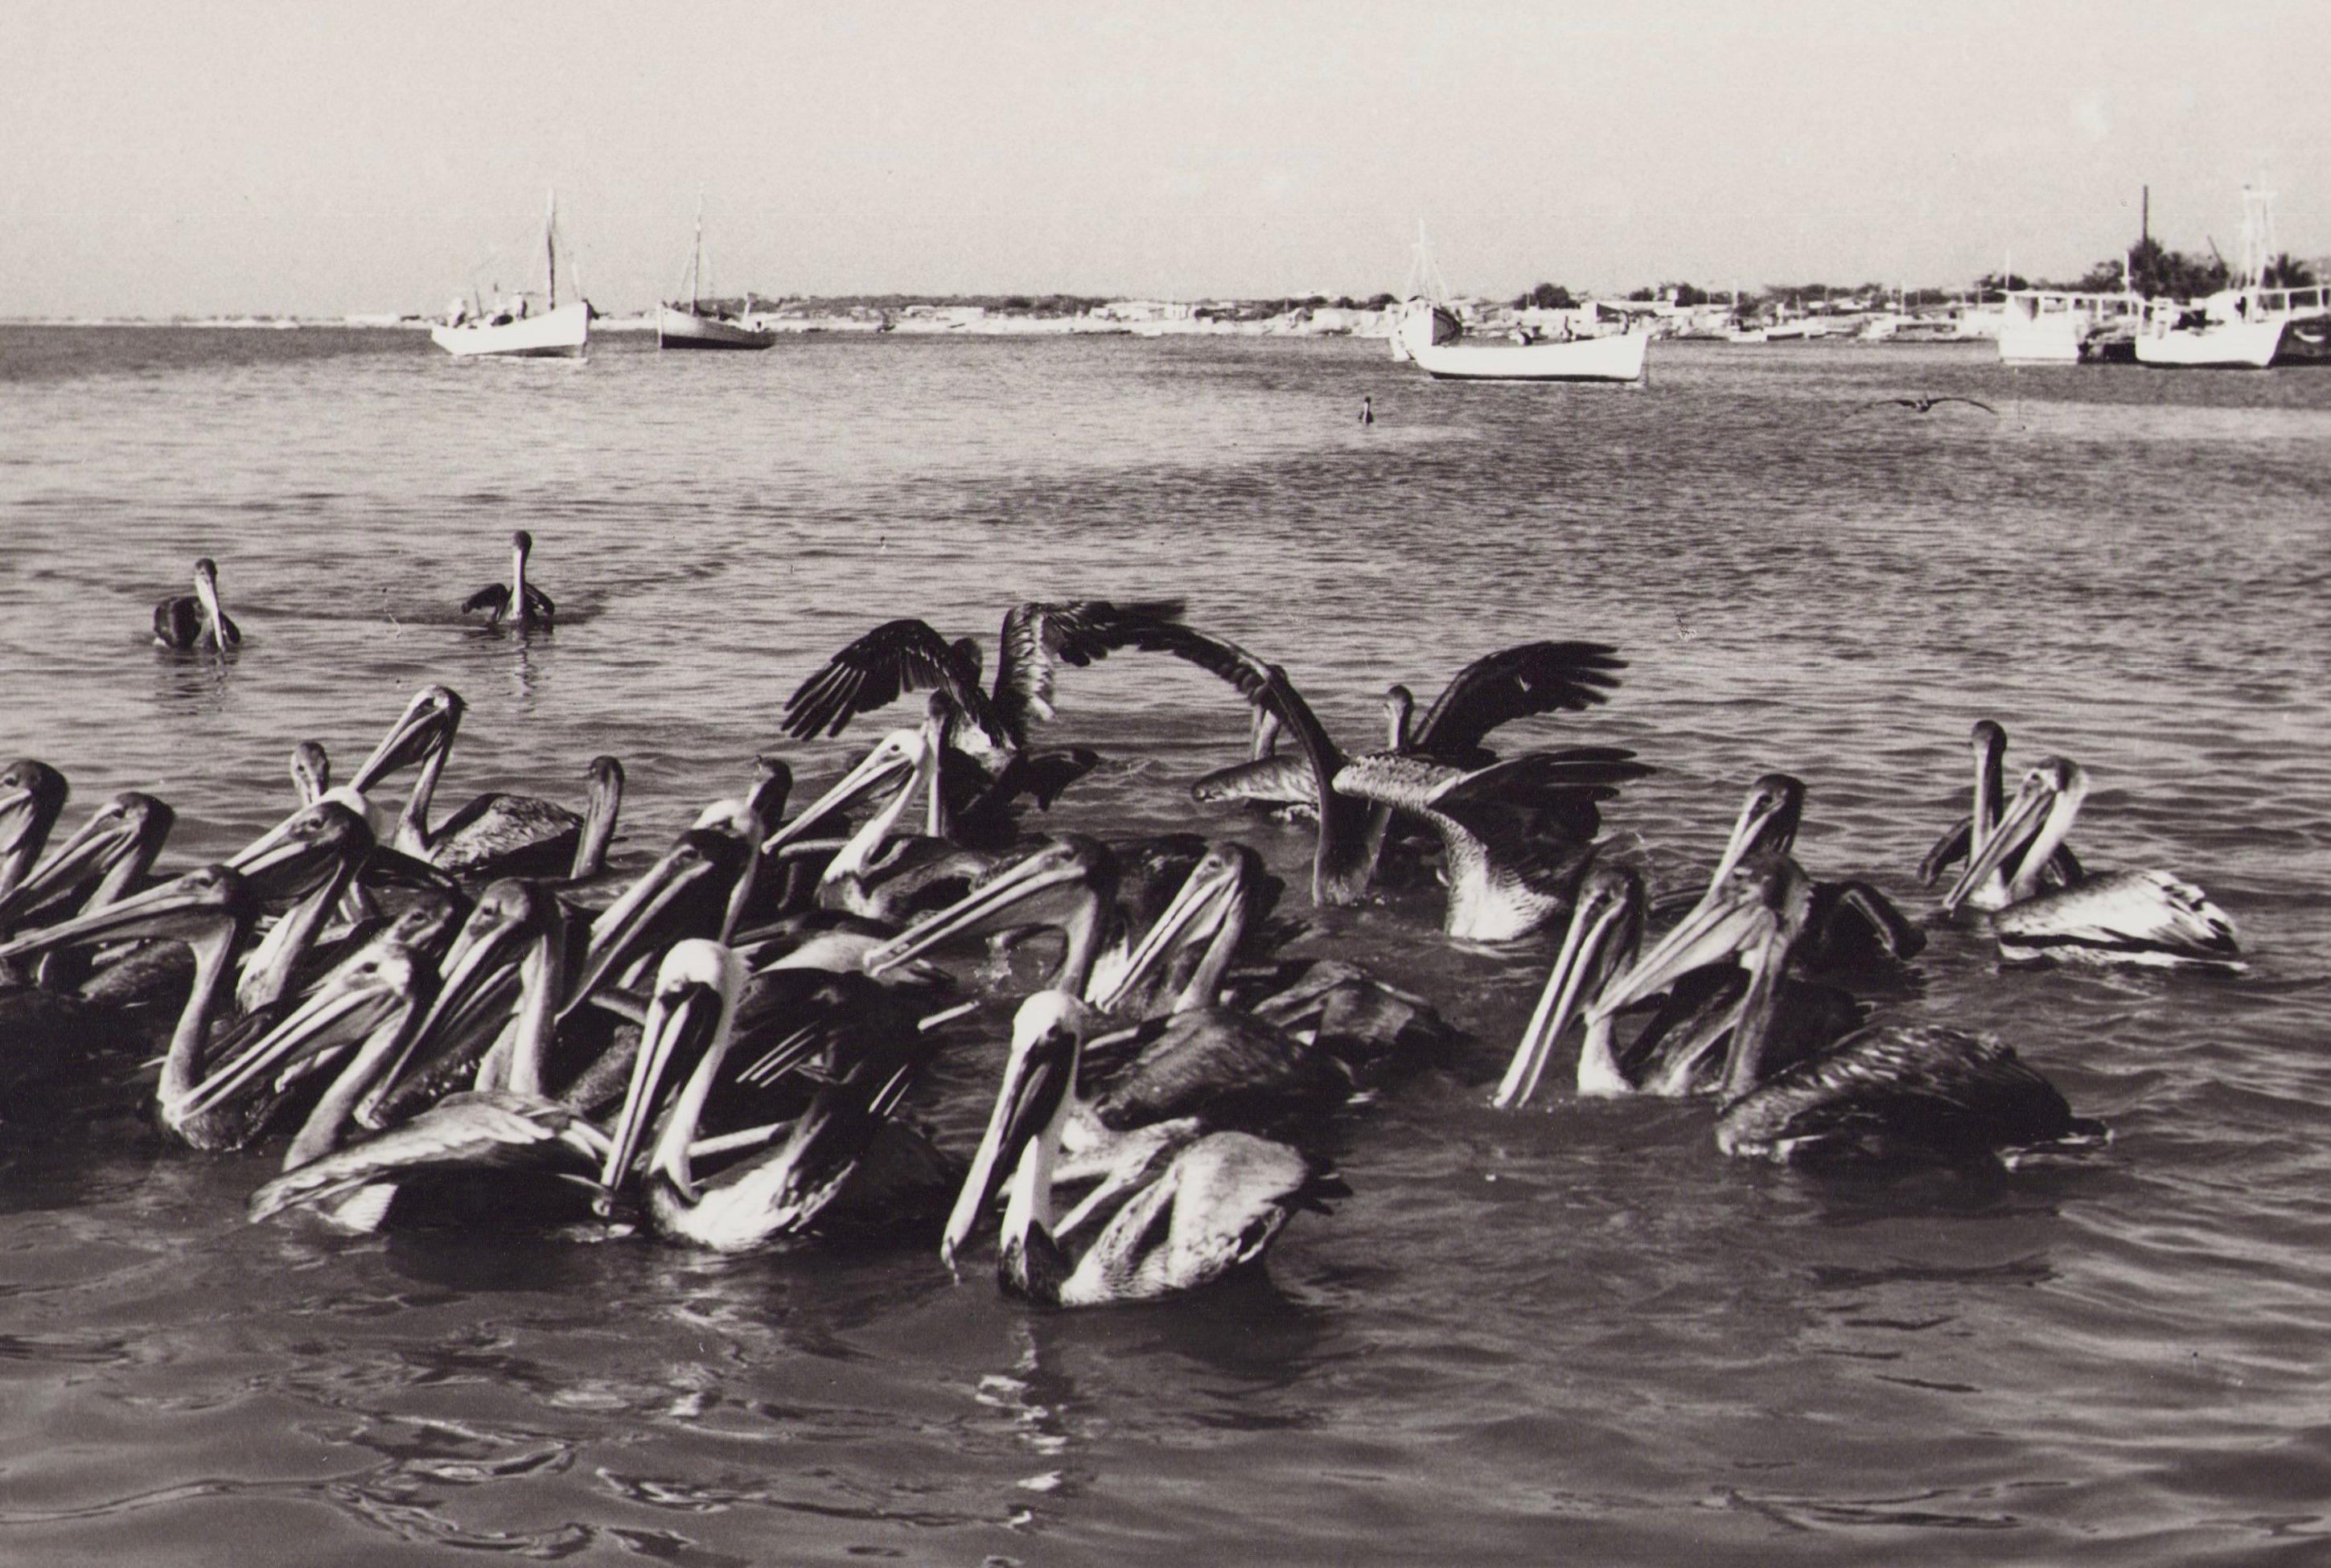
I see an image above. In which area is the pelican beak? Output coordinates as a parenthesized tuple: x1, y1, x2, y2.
(0, 799, 145, 930)
(346, 688, 462, 794)
(351, 888, 547, 1128)
(1942, 770, 2057, 913)
(182, 953, 430, 1121)
(1493, 872, 1638, 1109)
(865, 844, 1088, 976)
(1089, 850, 1238, 1013)
(762, 738, 917, 856)
(1588, 877, 1770, 1024)
(0, 864, 248, 961)
(565, 830, 738, 1017)
(600, 940, 742, 1198)
(939, 994, 1082, 1273)
(1704, 778, 1799, 893)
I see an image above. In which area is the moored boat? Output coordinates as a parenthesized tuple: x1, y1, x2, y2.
(658, 192, 775, 351)
(432, 193, 591, 359)
(1392, 298, 1649, 384)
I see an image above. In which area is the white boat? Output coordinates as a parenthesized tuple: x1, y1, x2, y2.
(1997, 289, 2144, 364)
(1392, 298, 1649, 383)
(432, 192, 590, 359)
(658, 192, 775, 351)
(2132, 298, 2285, 368)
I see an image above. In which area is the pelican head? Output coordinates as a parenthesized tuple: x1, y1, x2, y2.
(290, 741, 331, 806)
(867, 834, 1116, 979)
(1942, 757, 2088, 914)
(346, 686, 465, 797)
(0, 791, 175, 933)
(1092, 839, 1267, 1016)
(566, 823, 755, 1016)
(225, 800, 374, 901)
(1704, 773, 1806, 892)
(180, 941, 437, 1125)
(512, 529, 533, 557)
(1493, 862, 1646, 1108)
(0, 862, 255, 965)
(601, 939, 744, 1198)
(1383, 683, 1416, 748)
(1590, 849, 1811, 1025)
(0, 759, 71, 889)
(939, 989, 1093, 1273)
(761, 727, 929, 856)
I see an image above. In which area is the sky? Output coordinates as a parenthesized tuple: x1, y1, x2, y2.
(5, 0, 2329, 317)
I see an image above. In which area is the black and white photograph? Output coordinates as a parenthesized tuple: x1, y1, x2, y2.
(2, 2, 2327, 1561)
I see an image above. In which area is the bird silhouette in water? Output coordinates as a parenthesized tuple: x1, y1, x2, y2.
(462, 530, 555, 630)
(1360, 396, 1375, 426)
(1865, 395, 1997, 416)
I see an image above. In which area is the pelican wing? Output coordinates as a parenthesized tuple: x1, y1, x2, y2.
(462, 584, 512, 620)
(1068, 1131, 1320, 1303)
(1192, 753, 1318, 807)
(1918, 815, 1974, 887)
(249, 1090, 591, 1221)
(1715, 1026, 2090, 1164)
(1085, 1007, 1350, 1132)
(1992, 868, 2241, 965)
(993, 599, 1187, 737)
(1413, 641, 1628, 757)
(782, 619, 992, 741)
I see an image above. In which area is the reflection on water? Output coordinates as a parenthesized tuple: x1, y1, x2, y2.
(1, 328, 2329, 1562)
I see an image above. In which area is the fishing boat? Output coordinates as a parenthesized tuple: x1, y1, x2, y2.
(657, 192, 775, 351)
(1392, 298, 1650, 383)
(1996, 289, 2144, 364)
(431, 192, 591, 359)
(2132, 298, 2285, 368)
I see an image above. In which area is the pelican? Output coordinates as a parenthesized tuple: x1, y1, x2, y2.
(596, 942, 956, 1250)
(1918, 720, 2083, 912)
(462, 529, 554, 629)
(1942, 757, 2242, 968)
(290, 741, 331, 807)
(1679, 773, 1925, 979)
(153, 557, 242, 650)
(0, 760, 70, 899)
(782, 598, 1189, 766)
(763, 710, 993, 921)
(1601, 851, 2104, 1165)
(939, 991, 1337, 1306)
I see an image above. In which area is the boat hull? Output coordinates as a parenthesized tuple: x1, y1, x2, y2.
(1997, 322, 2084, 365)
(2134, 318, 2284, 369)
(431, 302, 591, 359)
(657, 306, 776, 351)
(1406, 330, 1649, 383)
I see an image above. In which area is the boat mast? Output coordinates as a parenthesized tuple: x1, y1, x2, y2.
(545, 190, 559, 311)
(692, 187, 706, 313)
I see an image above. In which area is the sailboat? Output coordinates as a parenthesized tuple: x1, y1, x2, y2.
(431, 191, 592, 359)
(658, 192, 775, 351)
(1389, 224, 1649, 384)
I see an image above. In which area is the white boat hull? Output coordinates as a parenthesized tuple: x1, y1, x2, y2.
(431, 302, 591, 359)
(1408, 330, 1648, 382)
(2134, 317, 2284, 368)
(1997, 322, 2084, 364)
(657, 306, 776, 351)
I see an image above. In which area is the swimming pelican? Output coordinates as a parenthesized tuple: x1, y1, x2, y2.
(1942, 757, 2242, 968)
(154, 557, 242, 651)
(597, 941, 956, 1250)
(290, 741, 331, 807)
(1610, 851, 2104, 1164)
(0, 792, 171, 941)
(939, 991, 1337, 1306)
(462, 529, 555, 629)
(1918, 720, 2083, 912)
(782, 598, 1190, 764)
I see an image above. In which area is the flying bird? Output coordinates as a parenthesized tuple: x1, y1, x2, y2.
(1864, 395, 1997, 416)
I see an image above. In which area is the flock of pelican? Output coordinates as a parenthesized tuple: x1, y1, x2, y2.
(0, 552, 2244, 1308)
